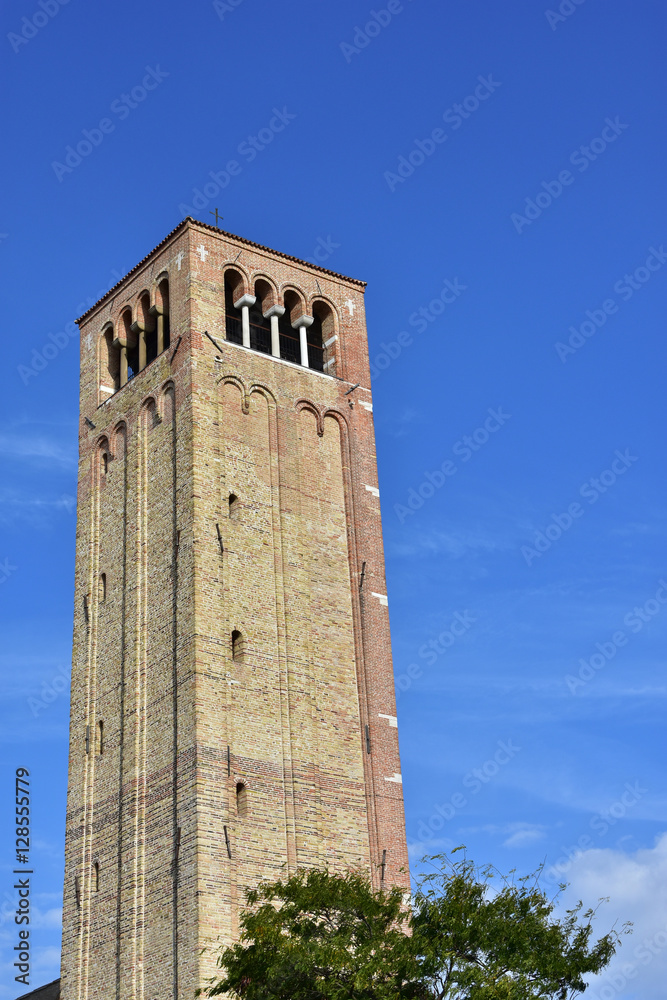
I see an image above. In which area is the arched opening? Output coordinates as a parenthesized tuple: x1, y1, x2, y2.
(224, 270, 244, 345)
(97, 721, 104, 755)
(102, 327, 120, 394)
(236, 782, 248, 818)
(278, 290, 303, 364)
(101, 452, 108, 476)
(154, 278, 171, 354)
(138, 292, 157, 368)
(99, 574, 106, 603)
(249, 279, 273, 355)
(312, 301, 335, 374)
(228, 493, 239, 520)
(231, 630, 245, 662)
(120, 310, 138, 381)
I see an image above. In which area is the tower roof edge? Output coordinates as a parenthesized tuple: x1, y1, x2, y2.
(76, 218, 367, 326)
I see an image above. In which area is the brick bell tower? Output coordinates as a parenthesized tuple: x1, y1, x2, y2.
(61, 218, 410, 1000)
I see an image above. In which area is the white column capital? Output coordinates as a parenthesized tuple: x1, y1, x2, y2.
(264, 304, 285, 319)
(234, 293, 256, 309)
(292, 314, 314, 330)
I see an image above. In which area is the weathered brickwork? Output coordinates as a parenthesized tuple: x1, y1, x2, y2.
(61, 218, 409, 1000)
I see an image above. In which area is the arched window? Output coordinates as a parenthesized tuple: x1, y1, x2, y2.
(231, 630, 245, 662)
(313, 301, 336, 374)
(249, 279, 273, 355)
(154, 278, 171, 354)
(99, 574, 106, 603)
(97, 721, 104, 755)
(137, 293, 157, 368)
(278, 290, 303, 365)
(102, 327, 120, 394)
(228, 493, 239, 520)
(120, 310, 138, 382)
(236, 782, 248, 818)
(224, 271, 244, 345)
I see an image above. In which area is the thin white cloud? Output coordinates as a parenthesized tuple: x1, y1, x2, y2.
(0, 434, 76, 466)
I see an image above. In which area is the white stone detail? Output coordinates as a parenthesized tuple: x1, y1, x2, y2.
(365, 485, 380, 498)
(344, 298, 356, 315)
(324, 334, 338, 348)
(176, 251, 184, 270)
(85, 333, 92, 351)
(100, 385, 115, 395)
(359, 400, 373, 412)
(196, 244, 209, 261)
(385, 773, 402, 783)
(372, 592, 388, 607)
(379, 713, 398, 728)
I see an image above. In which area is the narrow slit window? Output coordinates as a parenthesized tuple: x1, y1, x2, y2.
(99, 574, 106, 603)
(231, 630, 244, 662)
(236, 782, 248, 818)
(228, 493, 239, 520)
(97, 720, 104, 755)
(93, 861, 99, 892)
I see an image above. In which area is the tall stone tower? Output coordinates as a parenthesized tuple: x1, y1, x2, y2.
(61, 218, 409, 1000)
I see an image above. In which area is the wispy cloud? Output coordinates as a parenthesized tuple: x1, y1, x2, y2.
(0, 433, 76, 466)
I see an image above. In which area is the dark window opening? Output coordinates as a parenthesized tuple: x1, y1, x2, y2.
(236, 782, 248, 818)
(99, 574, 106, 602)
(229, 493, 239, 520)
(97, 720, 104, 755)
(278, 310, 301, 364)
(225, 278, 242, 345)
(145, 327, 158, 365)
(307, 314, 324, 372)
(248, 302, 271, 354)
(231, 630, 244, 662)
(93, 862, 99, 892)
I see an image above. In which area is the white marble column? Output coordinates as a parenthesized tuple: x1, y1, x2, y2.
(234, 293, 256, 348)
(293, 315, 314, 367)
(264, 304, 285, 358)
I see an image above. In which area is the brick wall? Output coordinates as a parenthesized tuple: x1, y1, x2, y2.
(61, 219, 409, 1000)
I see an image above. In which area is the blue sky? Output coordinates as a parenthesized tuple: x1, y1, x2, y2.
(1, 0, 666, 996)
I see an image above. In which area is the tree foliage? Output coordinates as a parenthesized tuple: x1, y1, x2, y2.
(198, 850, 629, 1000)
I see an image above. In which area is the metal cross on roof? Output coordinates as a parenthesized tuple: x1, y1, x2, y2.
(209, 208, 224, 228)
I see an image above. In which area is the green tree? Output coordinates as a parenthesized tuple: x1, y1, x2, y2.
(198, 851, 629, 999)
